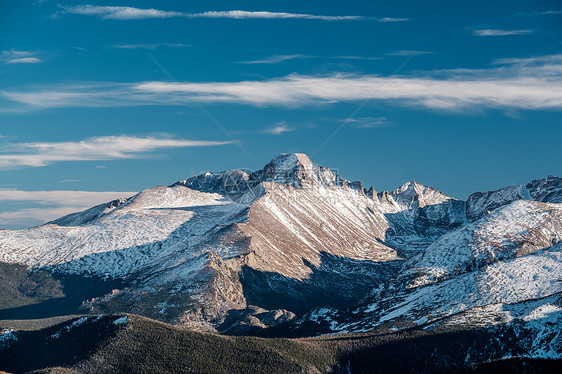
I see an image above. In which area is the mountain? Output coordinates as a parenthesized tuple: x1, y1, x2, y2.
(0, 153, 561, 367)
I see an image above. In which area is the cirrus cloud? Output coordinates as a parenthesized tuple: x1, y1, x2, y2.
(237, 54, 381, 64)
(1, 50, 42, 64)
(3, 54, 562, 112)
(474, 29, 533, 36)
(0, 189, 135, 207)
(0, 135, 232, 170)
(112, 42, 190, 49)
(6, 57, 42, 64)
(59, 5, 368, 21)
(263, 122, 293, 135)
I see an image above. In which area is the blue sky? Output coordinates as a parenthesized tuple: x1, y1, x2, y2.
(1, 0, 561, 228)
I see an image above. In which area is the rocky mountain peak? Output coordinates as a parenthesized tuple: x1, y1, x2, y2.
(393, 180, 420, 194)
(266, 153, 313, 171)
(260, 153, 338, 188)
(174, 153, 340, 198)
(390, 180, 452, 209)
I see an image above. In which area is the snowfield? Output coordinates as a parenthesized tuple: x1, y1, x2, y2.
(0, 185, 248, 278)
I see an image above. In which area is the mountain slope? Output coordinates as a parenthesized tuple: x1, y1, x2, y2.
(0, 153, 561, 360)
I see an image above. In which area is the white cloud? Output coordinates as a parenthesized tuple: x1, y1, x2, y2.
(334, 56, 381, 61)
(377, 17, 409, 22)
(344, 117, 388, 129)
(238, 54, 381, 64)
(61, 5, 183, 20)
(239, 54, 311, 64)
(1, 50, 42, 65)
(474, 29, 533, 36)
(189, 10, 364, 21)
(3, 54, 562, 111)
(113, 43, 190, 49)
(0, 207, 79, 227)
(386, 50, 433, 56)
(2, 50, 33, 58)
(263, 122, 293, 135)
(60, 6, 366, 21)
(0, 189, 135, 206)
(492, 54, 562, 65)
(0, 135, 231, 170)
(5, 57, 41, 64)
(0, 189, 136, 228)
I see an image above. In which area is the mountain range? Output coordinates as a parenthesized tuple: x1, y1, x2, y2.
(1, 153, 561, 371)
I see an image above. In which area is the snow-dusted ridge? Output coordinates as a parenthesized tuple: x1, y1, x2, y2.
(0, 153, 561, 353)
(466, 175, 562, 222)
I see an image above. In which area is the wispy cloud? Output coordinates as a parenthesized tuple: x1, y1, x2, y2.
(516, 10, 562, 16)
(344, 117, 389, 129)
(474, 29, 533, 36)
(60, 5, 183, 19)
(4, 54, 562, 112)
(377, 17, 409, 22)
(60, 6, 367, 21)
(334, 56, 381, 61)
(238, 54, 381, 64)
(1, 50, 42, 64)
(385, 50, 433, 56)
(113, 42, 190, 49)
(239, 54, 311, 64)
(0, 207, 81, 228)
(0, 135, 232, 170)
(263, 122, 293, 135)
(6, 57, 42, 64)
(191, 10, 365, 21)
(492, 54, 562, 65)
(0, 189, 134, 207)
(0, 189, 136, 228)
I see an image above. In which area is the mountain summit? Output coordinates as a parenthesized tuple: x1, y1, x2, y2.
(175, 152, 349, 199)
(0, 154, 560, 357)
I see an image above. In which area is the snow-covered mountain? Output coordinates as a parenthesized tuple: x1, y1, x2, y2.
(0, 153, 561, 358)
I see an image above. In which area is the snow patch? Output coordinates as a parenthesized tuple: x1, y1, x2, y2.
(113, 315, 128, 326)
(0, 329, 17, 348)
(523, 304, 562, 321)
(50, 316, 89, 340)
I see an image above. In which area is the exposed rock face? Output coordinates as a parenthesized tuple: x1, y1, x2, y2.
(527, 175, 562, 203)
(466, 175, 562, 222)
(466, 185, 531, 222)
(384, 181, 467, 240)
(0, 153, 561, 355)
